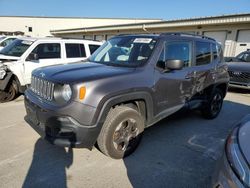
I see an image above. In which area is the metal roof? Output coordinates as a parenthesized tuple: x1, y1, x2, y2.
(51, 13, 250, 34)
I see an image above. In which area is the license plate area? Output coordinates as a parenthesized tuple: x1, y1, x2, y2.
(26, 105, 39, 126)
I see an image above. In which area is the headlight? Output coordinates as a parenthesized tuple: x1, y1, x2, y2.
(54, 84, 72, 104)
(62, 84, 72, 102)
(0, 69, 6, 79)
(226, 127, 250, 187)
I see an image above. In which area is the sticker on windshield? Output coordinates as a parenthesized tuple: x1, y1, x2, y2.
(133, 38, 152, 44)
(21, 40, 33, 45)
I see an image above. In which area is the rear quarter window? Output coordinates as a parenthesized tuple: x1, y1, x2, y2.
(89, 44, 100, 54)
(216, 43, 223, 62)
(212, 43, 218, 60)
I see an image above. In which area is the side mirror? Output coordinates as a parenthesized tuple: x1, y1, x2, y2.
(225, 57, 233, 62)
(27, 53, 39, 61)
(1, 41, 7, 47)
(165, 59, 184, 70)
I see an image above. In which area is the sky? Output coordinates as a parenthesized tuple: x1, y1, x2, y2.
(0, 0, 250, 20)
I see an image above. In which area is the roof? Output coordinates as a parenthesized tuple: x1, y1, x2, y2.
(51, 13, 250, 34)
(16, 37, 103, 43)
(113, 33, 217, 42)
(18, 37, 60, 41)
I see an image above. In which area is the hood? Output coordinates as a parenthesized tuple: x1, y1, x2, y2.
(0, 54, 20, 63)
(238, 115, 250, 165)
(33, 61, 136, 84)
(227, 62, 250, 72)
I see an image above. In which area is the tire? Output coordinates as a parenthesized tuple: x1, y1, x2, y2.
(201, 88, 224, 119)
(97, 106, 144, 159)
(0, 80, 18, 103)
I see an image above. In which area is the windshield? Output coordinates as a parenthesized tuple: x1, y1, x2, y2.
(0, 39, 33, 57)
(235, 52, 250, 63)
(89, 36, 157, 67)
(0, 36, 6, 41)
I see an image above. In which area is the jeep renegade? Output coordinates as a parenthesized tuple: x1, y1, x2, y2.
(24, 33, 229, 159)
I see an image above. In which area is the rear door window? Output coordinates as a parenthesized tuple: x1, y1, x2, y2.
(195, 41, 211, 65)
(66, 43, 86, 58)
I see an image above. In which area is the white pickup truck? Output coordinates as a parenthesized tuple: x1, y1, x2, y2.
(0, 36, 18, 51)
(0, 37, 102, 102)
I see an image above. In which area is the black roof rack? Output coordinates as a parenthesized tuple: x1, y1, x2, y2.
(160, 32, 216, 41)
(61, 37, 101, 42)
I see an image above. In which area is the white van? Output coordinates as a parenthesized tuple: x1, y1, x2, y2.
(0, 37, 102, 102)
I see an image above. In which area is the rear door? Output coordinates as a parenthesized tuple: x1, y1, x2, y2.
(192, 41, 215, 93)
(154, 39, 196, 117)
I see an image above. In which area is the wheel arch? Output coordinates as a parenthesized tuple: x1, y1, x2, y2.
(94, 91, 154, 128)
(0, 72, 13, 91)
(11, 74, 23, 93)
(215, 83, 228, 98)
(203, 82, 228, 99)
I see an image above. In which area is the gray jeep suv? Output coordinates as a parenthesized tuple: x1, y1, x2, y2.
(24, 33, 229, 159)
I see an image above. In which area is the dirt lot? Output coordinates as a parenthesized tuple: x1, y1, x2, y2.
(0, 89, 249, 188)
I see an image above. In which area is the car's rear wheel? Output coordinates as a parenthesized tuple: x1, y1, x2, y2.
(97, 106, 144, 159)
(201, 88, 223, 119)
(0, 80, 18, 103)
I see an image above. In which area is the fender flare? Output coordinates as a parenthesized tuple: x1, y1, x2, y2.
(93, 91, 154, 128)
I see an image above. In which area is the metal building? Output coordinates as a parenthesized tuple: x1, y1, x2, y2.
(0, 16, 161, 37)
(51, 13, 250, 57)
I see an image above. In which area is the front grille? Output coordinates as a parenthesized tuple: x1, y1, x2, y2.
(228, 71, 250, 84)
(30, 76, 55, 101)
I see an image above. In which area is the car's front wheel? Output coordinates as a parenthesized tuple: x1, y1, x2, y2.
(0, 80, 18, 103)
(97, 106, 144, 159)
(201, 88, 224, 119)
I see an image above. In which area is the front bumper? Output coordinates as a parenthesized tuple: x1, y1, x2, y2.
(229, 82, 250, 90)
(24, 91, 101, 149)
(213, 154, 244, 188)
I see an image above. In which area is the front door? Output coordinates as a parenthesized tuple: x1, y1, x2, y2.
(24, 43, 63, 84)
(153, 40, 196, 117)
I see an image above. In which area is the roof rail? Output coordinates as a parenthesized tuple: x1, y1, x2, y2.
(116, 34, 132, 36)
(60, 37, 101, 42)
(160, 32, 216, 41)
